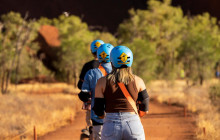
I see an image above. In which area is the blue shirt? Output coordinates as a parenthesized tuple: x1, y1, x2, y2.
(81, 63, 112, 124)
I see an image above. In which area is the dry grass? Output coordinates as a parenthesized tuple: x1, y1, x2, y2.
(147, 79, 220, 140)
(1, 81, 219, 140)
(0, 83, 81, 140)
(8, 82, 80, 94)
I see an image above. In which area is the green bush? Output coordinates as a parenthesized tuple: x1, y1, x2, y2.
(209, 84, 220, 109)
(117, 0, 220, 83)
(117, 0, 187, 80)
(1, 0, 220, 89)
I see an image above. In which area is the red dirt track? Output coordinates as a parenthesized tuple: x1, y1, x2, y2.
(39, 100, 196, 140)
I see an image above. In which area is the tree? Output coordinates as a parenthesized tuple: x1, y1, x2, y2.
(0, 12, 40, 94)
(51, 14, 118, 84)
(118, 0, 187, 80)
(0, 12, 26, 94)
(96, 32, 117, 46)
(52, 15, 95, 84)
(125, 38, 157, 81)
(178, 13, 220, 85)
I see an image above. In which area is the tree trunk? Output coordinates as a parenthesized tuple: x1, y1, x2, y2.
(15, 27, 31, 85)
(199, 75, 203, 85)
(1, 70, 6, 94)
(1, 69, 9, 94)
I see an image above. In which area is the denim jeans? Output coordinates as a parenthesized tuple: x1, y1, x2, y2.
(93, 125, 103, 140)
(101, 112, 145, 140)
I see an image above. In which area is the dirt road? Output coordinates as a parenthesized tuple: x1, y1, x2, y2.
(39, 100, 196, 140)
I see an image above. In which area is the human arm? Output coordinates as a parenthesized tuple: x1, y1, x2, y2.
(93, 77, 106, 118)
(77, 63, 88, 90)
(77, 80, 84, 90)
(135, 76, 149, 117)
(78, 71, 91, 102)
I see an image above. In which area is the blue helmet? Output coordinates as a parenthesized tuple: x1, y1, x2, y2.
(110, 46, 133, 68)
(90, 40, 104, 53)
(97, 43, 114, 63)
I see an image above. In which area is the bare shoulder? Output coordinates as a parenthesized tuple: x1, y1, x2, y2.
(134, 75, 144, 85)
(134, 75, 142, 81)
(96, 76, 107, 91)
(97, 76, 106, 85)
(134, 75, 146, 92)
(95, 76, 107, 98)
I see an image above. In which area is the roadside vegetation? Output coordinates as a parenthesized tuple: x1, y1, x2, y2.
(0, 0, 220, 139)
(0, 83, 81, 140)
(148, 79, 220, 140)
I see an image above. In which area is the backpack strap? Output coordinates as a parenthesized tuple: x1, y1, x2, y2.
(98, 65, 107, 76)
(117, 82, 138, 114)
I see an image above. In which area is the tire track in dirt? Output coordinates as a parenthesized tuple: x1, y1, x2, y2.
(39, 100, 197, 140)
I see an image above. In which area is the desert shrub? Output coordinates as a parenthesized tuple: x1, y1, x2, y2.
(209, 84, 220, 109)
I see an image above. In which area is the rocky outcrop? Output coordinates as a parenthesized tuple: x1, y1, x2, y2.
(36, 25, 61, 72)
(39, 25, 61, 47)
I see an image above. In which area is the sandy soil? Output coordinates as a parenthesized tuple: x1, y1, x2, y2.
(39, 99, 196, 140)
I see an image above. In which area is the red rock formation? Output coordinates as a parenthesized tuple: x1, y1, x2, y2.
(39, 25, 61, 47)
(36, 25, 61, 72)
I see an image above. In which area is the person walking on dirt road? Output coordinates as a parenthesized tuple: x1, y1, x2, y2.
(77, 39, 104, 89)
(78, 43, 114, 140)
(77, 39, 104, 136)
(93, 46, 149, 140)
